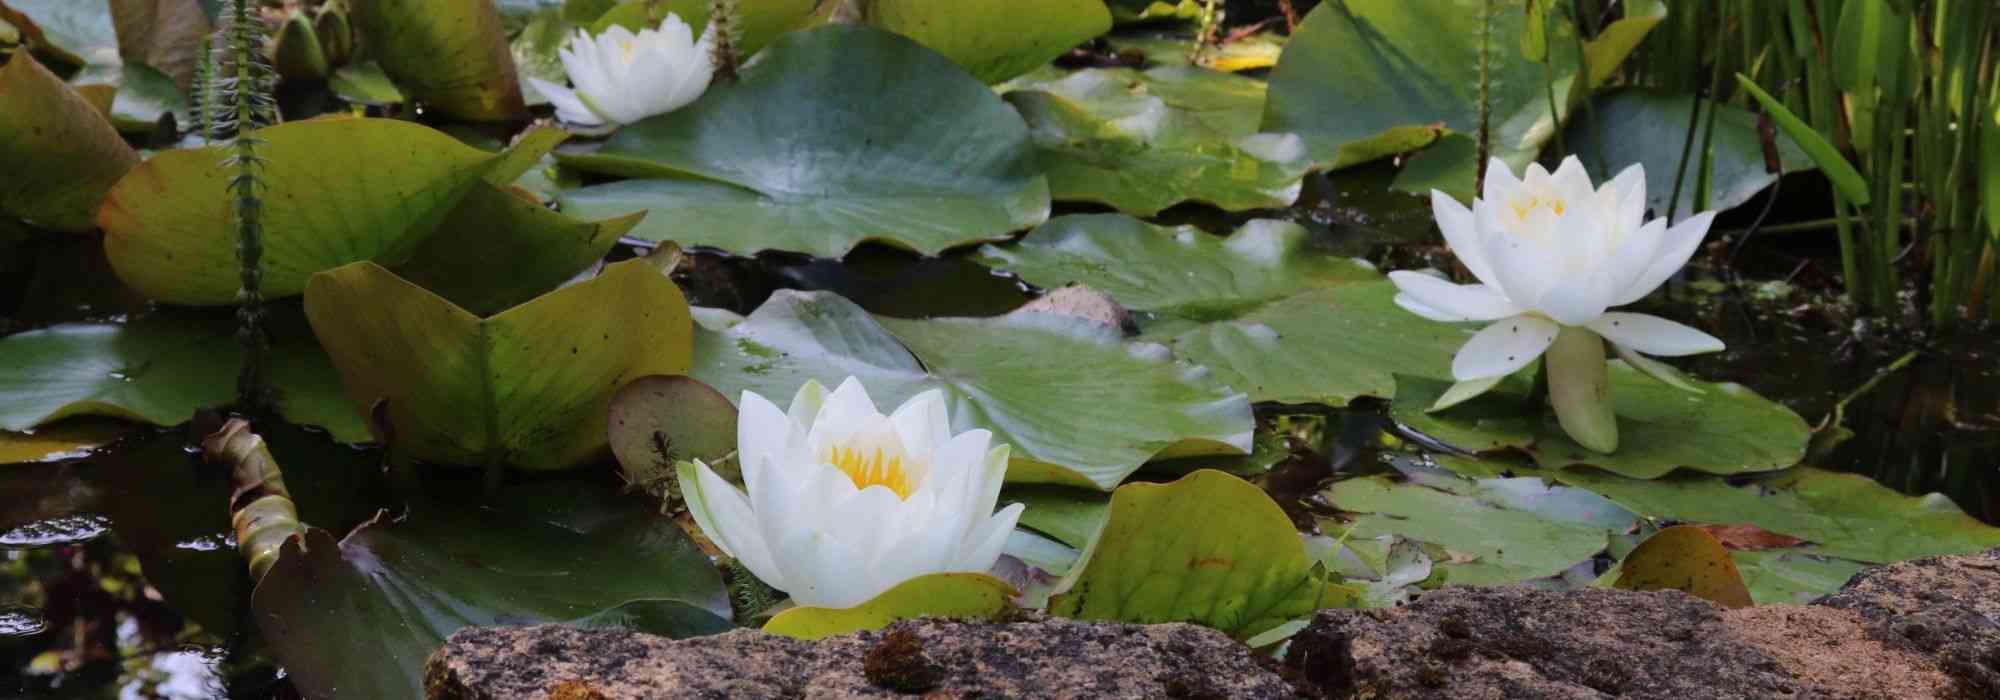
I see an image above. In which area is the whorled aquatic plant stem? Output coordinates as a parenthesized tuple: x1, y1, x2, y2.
(1473, 0, 1497, 194)
(708, 0, 744, 83)
(206, 0, 281, 415)
(1190, 0, 1223, 65)
(191, 35, 216, 144)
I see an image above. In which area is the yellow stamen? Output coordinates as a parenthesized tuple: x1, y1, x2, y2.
(1509, 195, 1566, 220)
(830, 445, 914, 499)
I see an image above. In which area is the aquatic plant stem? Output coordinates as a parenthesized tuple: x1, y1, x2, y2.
(708, 0, 743, 82)
(211, 0, 280, 416)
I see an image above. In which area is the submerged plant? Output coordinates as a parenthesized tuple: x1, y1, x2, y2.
(204, 0, 281, 414)
(526, 16, 717, 130)
(677, 377, 1024, 609)
(1388, 156, 1724, 453)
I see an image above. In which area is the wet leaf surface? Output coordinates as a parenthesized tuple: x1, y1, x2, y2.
(349, 0, 525, 120)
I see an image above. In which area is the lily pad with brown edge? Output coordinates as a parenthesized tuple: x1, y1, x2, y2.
(1391, 368, 1811, 479)
(0, 51, 139, 233)
(863, 0, 1111, 84)
(1551, 466, 2000, 564)
(303, 259, 694, 471)
(348, 0, 524, 120)
(688, 290, 1253, 490)
(761, 573, 1016, 641)
(1048, 470, 1356, 640)
(100, 118, 561, 305)
(558, 25, 1049, 258)
(0, 319, 368, 443)
(1612, 525, 1754, 608)
(252, 485, 732, 700)
(391, 180, 641, 317)
(977, 214, 1378, 322)
(608, 374, 739, 489)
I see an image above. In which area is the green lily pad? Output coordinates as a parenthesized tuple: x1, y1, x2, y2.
(330, 61, 405, 106)
(1049, 470, 1355, 640)
(978, 214, 1377, 321)
(392, 181, 642, 317)
(97, 61, 185, 133)
(1007, 64, 1269, 137)
(688, 290, 1253, 490)
(302, 259, 694, 470)
(1551, 466, 2000, 564)
(1326, 472, 1623, 586)
(865, 0, 1110, 84)
(1392, 368, 1812, 479)
(1106, 0, 1202, 23)
(0, 319, 367, 442)
(253, 485, 732, 700)
(1103, 31, 1287, 73)
(559, 25, 1048, 258)
(588, 0, 816, 54)
(1728, 548, 1869, 604)
(2, 0, 118, 68)
(0, 52, 139, 233)
(1003, 485, 1111, 549)
(1002, 69, 1309, 216)
(1262, 0, 1587, 170)
(762, 573, 1016, 641)
(349, 0, 525, 120)
(1566, 89, 1814, 217)
(0, 418, 140, 464)
(101, 117, 559, 305)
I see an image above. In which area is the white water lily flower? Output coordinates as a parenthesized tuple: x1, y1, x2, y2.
(1388, 156, 1726, 453)
(677, 377, 1025, 609)
(525, 17, 715, 129)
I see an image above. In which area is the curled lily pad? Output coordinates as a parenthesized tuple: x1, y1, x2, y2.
(303, 259, 694, 470)
(349, 0, 524, 120)
(0, 52, 138, 232)
(0, 319, 366, 442)
(864, 0, 1111, 84)
(1392, 369, 1811, 479)
(1049, 470, 1356, 640)
(392, 181, 642, 317)
(1002, 68, 1310, 216)
(560, 25, 1048, 258)
(762, 573, 1016, 641)
(689, 290, 1253, 490)
(100, 118, 559, 304)
(1262, 0, 1588, 170)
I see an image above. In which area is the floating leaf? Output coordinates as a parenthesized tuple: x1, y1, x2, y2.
(349, 0, 524, 120)
(108, 0, 210, 88)
(0, 320, 367, 442)
(559, 25, 1048, 258)
(1566, 90, 1813, 217)
(1049, 470, 1355, 640)
(253, 487, 732, 700)
(1696, 523, 1806, 551)
(1105, 0, 1202, 24)
(1612, 525, 1753, 608)
(392, 180, 640, 317)
(1263, 0, 1587, 170)
(2, 0, 118, 68)
(762, 573, 1016, 641)
(1326, 473, 1626, 585)
(303, 259, 694, 470)
(979, 214, 1376, 321)
(588, 0, 815, 54)
(0, 418, 139, 464)
(329, 61, 405, 106)
(608, 375, 739, 487)
(1728, 548, 1868, 604)
(1003, 485, 1111, 549)
(96, 61, 185, 133)
(1392, 368, 1811, 479)
(1553, 466, 2000, 563)
(0, 52, 138, 233)
(1104, 32, 1287, 73)
(1002, 69, 1309, 216)
(689, 290, 1253, 490)
(101, 117, 557, 304)
(865, 0, 1110, 84)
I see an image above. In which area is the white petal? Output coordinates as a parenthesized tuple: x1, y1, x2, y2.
(785, 379, 828, 431)
(1428, 374, 1506, 411)
(736, 390, 792, 491)
(888, 389, 951, 470)
(1614, 210, 1716, 305)
(1532, 272, 1615, 327)
(1431, 190, 1499, 286)
(1599, 217, 1668, 296)
(525, 77, 604, 127)
(1451, 315, 1560, 381)
(782, 530, 878, 609)
(1481, 157, 1521, 203)
(1395, 294, 1472, 322)
(1611, 343, 1703, 392)
(1478, 217, 1557, 306)
(1549, 155, 1597, 206)
(681, 460, 785, 593)
(1599, 162, 1647, 231)
(807, 377, 883, 452)
(1387, 271, 1524, 321)
(956, 503, 1026, 572)
(1585, 312, 1724, 356)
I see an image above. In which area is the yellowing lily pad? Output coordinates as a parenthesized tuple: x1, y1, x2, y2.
(688, 290, 1253, 490)
(0, 51, 139, 233)
(392, 182, 642, 317)
(302, 259, 694, 470)
(1612, 525, 1754, 608)
(1392, 370, 1811, 479)
(559, 25, 1049, 258)
(1049, 470, 1356, 640)
(762, 573, 1017, 641)
(865, 0, 1110, 84)
(101, 118, 560, 305)
(0, 418, 140, 464)
(349, 0, 524, 120)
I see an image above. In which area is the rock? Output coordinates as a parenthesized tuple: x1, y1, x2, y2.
(1020, 285, 1137, 335)
(426, 616, 1305, 699)
(1288, 547, 2000, 700)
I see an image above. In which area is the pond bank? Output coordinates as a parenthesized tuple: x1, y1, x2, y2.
(429, 547, 2000, 699)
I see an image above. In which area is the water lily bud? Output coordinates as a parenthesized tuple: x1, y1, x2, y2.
(271, 12, 329, 81)
(314, 4, 354, 68)
(676, 377, 1025, 609)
